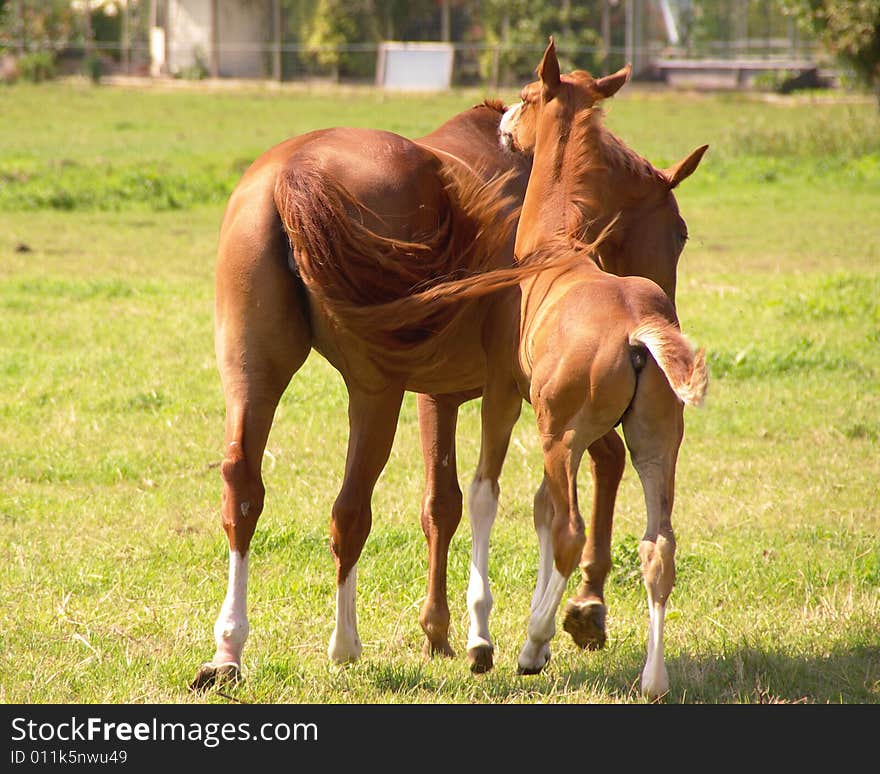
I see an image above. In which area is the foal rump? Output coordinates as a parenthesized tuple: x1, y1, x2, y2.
(629, 318, 708, 407)
(273, 154, 521, 352)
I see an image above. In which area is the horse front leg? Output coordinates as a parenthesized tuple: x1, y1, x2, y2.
(466, 381, 522, 673)
(327, 384, 405, 664)
(529, 476, 554, 616)
(563, 429, 625, 651)
(416, 391, 478, 658)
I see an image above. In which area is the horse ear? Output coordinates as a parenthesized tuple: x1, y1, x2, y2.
(538, 37, 561, 100)
(664, 144, 709, 188)
(593, 63, 631, 99)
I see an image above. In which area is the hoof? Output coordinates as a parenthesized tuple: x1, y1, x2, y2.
(422, 638, 456, 659)
(189, 662, 242, 693)
(327, 630, 362, 664)
(640, 662, 669, 700)
(563, 598, 607, 651)
(517, 643, 551, 675)
(467, 644, 494, 674)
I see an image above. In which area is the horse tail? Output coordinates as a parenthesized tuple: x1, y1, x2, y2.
(272, 158, 522, 350)
(336, 221, 615, 349)
(629, 318, 708, 407)
(274, 164, 456, 309)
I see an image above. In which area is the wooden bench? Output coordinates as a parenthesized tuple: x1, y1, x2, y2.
(653, 57, 825, 89)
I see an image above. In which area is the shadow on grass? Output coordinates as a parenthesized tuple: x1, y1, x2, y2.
(193, 639, 878, 704)
(345, 642, 880, 704)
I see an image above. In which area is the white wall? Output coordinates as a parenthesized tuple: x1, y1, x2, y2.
(166, 0, 212, 75)
(165, 0, 268, 78)
(217, 0, 269, 78)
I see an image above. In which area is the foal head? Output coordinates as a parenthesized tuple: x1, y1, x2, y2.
(505, 39, 708, 301)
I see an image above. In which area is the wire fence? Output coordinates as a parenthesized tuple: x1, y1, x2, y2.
(5, 37, 827, 89)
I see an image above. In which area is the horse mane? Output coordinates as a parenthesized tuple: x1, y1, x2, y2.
(478, 98, 507, 114)
(564, 107, 668, 245)
(274, 159, 522, 367)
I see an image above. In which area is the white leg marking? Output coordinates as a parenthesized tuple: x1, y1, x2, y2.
(530, 493, 553, 614)
(518, 568, 568, 672)
(211, 549, 249, 667)
(328, 565, 361, 663)
(530, 522, 553, 613)
(641, 601, 669, 697)
(466, 478, 498, 653)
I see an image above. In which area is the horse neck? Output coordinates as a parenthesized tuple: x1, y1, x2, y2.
(517, 109, 665, 257)
(516, 109, 605, 257)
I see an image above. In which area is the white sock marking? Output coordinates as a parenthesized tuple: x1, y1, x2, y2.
(518, 568, 568, 671)
(466, 479, 498, 652)
(328, 566, 361, 663)
(530, 518, 553, 615)
(641, 601, 669, 697)
(212, 549, 249, 666)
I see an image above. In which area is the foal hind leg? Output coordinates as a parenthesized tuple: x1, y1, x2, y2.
(563, 429, 625, 651)
(621, 363, 685, 699)
(518, 434, 588, 674)
(417, 391, 477, 658)
(192, 198, 311, 691)
(327, 385, 405, 664)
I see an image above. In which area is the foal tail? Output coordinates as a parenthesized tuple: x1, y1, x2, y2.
(629, 318, 708, 407)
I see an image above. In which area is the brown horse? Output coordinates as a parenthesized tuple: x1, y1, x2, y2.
(193, 101, 531, 691)
(503, 40, 708, 697)
(497, 62, 708, 658)
(192, 73, 705, 690)
(354, 39, 708, 696)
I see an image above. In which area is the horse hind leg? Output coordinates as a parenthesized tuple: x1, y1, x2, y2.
(563, 429, 625, 651)
(517, 475, 554, 671)
(327, 385, 404, 664)
(517, 434, 588, 675)
(417, 392, 474, 659)
(621, 361, 685, 699)
(191, 343, 309, 692)
(191, 199, 312, 692)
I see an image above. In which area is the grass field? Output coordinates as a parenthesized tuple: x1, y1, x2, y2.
(0, 80, 878, 704)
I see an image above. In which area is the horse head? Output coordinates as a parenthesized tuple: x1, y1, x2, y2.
(509, 38, 708, 301)
(499, 41, 630, 155)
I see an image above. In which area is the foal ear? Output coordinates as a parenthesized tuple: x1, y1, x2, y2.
(664, 144, 709, 189)
(538, 37, 561, 100)
(593, 63, 631, 100)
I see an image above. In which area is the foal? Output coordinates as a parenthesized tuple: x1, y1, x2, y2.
(381, 41, 708, 696)
(499, 40, 708, 696)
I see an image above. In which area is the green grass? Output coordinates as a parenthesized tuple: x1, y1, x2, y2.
(0, 81, 878, 704)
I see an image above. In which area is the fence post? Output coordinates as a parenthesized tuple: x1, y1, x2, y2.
(13, 0, 24, 55)
(602, 0, 611, 74)
(272, 0, 282, 81)
(122, 0, 131, 74)
(210, 0, 220, 78)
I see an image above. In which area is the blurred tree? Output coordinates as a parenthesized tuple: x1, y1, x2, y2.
(0, 0, 77, 52)
(783, 0, 880, 103)
(374, 0, 437, 40)
(480, 0, 602, 86)
(305, 0, 379, 79)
